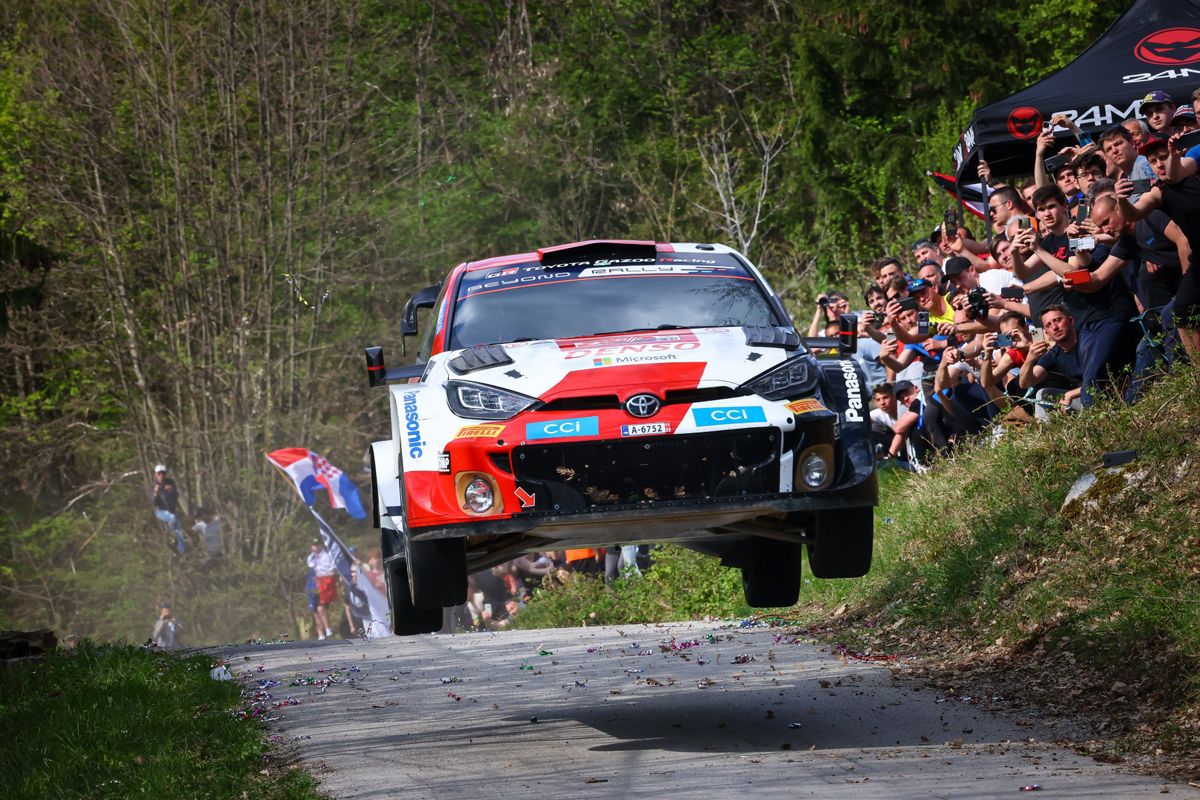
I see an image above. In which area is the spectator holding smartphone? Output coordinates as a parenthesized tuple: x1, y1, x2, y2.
(1019, 305, 1085, 417)
(1098, 125, 1155, 203)
(1113, 134, 1200, 363)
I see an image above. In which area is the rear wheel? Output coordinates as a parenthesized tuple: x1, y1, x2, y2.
(386, 558, 443, 635)
(740, 537, 803, 608)
(406, 535, 467, 609)
(807, 507, 874, 578)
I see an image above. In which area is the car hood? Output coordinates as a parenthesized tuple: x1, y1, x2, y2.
(437, 327, 800, 400)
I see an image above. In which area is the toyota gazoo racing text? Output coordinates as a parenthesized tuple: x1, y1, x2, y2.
(363, 240, 876, 634)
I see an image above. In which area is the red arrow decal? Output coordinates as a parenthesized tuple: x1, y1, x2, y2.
(515, 487, 535, 508)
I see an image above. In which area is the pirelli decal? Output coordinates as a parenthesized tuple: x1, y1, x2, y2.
(786, 398, 827, 416)
(455, 424, 506, 439)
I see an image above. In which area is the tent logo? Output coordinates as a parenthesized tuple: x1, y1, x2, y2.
(1007, 107, 1043, 139)
(1135, 28, 1200, 66)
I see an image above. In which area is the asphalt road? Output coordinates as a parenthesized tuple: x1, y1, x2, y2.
(222, 622, 1197, 799)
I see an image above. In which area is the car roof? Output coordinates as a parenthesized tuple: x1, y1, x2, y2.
(459, 241, 739, 274)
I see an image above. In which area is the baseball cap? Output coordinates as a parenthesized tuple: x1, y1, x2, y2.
(1173, 105, 1197, 124)
(154, 464, 168, 473)
(311, 537, 322, 545)
(943, 256, 973, 278)
(1140, 90, 1174, 110)
(893, 380, 916, 397)
(910, 238, 936, 252)
(907, 277, 932, 292)
(1137, 134, 1169, 155)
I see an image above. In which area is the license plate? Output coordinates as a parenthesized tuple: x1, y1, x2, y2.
(620, 422, 671, 437)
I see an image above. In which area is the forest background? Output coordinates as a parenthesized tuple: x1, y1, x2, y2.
(0, 0, 1128, 644)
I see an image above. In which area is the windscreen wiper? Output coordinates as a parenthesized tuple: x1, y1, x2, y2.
(586, 324, 691, 336)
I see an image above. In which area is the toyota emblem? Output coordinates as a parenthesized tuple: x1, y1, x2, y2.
(625, 393, 661, 418)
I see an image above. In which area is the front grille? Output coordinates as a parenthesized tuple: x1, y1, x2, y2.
(487, 451, 513, 474)
(511, 428, 780, 512)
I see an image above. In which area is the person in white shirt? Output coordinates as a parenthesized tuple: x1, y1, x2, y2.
(306, 539, 337, 639)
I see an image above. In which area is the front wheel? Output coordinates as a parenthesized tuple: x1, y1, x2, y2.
(740, 537, 803, 608)
(807, 507, 874, 578)
(386, 558, 443, 635)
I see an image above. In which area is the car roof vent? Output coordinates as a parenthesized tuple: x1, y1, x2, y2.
(448, 343, 514, 375)
(743, 325, 801, 350)
(537, 239, 657, 267)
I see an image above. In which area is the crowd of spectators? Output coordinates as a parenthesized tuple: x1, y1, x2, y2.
(460, 546, 649, 630)
(816, 88, 1200, 471)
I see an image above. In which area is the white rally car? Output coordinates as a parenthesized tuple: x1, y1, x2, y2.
(364, 240, 876, 634)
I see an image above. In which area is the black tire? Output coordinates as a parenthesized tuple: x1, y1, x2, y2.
(807, 507, 874, 578)
(386, 558, 443, 635)
(406, 535, 467, 609)
(740, 537, 803, 608)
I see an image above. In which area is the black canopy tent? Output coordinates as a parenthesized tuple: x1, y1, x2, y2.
(952, 0, 1200, 183)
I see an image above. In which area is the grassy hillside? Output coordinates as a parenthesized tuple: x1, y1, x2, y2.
(518, 364, 1200, 774)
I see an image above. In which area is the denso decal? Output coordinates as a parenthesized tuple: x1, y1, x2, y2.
(786, 398, 827, 416)
(525, 416, 600, 441)
(839, 360, 864, 423)
(692, 406, 767, 427)
(455, 424, 505, 439)
(402, 391, 427, 458)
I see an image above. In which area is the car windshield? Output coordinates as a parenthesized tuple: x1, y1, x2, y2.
(449, 253, 781, 348)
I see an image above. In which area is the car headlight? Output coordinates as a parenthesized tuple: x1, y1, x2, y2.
(740, 355, 818, 401)
(446, 380, 538, 420)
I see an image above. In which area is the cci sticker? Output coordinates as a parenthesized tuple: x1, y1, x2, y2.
(525, 416, 600, 441)
(455, 424, 505, 439)
(785, 398, 827, 416)
(691, 406, 767, 427)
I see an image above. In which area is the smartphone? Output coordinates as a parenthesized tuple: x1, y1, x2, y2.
(1064, 269, 1092, 286)
(1068, 236, 1096, 252)
(1017, 217, 1033, 230)
(916, 311, 930, 338)
(1074, 201, 1089, 224)
(1130, 178, 1153, 194)
(1175, 129, 1200, 152)
(1000, 286, 1026, 300)
(885, 330, 897, 342)
(1044, 152, 1072, 173)
(897, 296, 918, 312)
(995, 333, 1014, 348)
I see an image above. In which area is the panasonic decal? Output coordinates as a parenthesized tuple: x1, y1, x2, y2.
(839, 360, 864, 423)
(402, 391, 426, 458)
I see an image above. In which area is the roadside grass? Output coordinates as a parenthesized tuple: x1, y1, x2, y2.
(0, 641, 324, 799)
(516, 366, 1200, 765)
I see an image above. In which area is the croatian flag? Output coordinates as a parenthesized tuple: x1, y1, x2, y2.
(265, 447, 367, 519)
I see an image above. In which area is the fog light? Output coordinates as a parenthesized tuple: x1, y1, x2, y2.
(801, 453, 829, 488)
(464, 477, 494, 513)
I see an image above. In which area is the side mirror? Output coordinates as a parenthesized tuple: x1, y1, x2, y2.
(401, 283, 442, 337)
(363, 346, 427, 388)
(837, 314, 858, 355)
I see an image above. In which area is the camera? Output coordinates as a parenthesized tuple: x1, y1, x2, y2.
(995, 333, 1014, 348)
(966, 287, 990, 319)
(818, 296, 829, 307)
